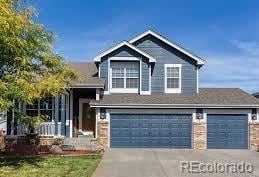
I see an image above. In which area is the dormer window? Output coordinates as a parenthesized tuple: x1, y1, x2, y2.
(110, 61, 139, 93)
(164, 64, 181, 93)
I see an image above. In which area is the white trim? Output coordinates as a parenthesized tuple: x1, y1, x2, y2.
(140, 91, 151, 95)
(149, 63, 151, 93)
(164, 64, 182, 93)
(192, 113, 196, 123)
(96, 88, 100, 101)
(196, 67, 199, 93)
(109, 59, 140, 93)
(108, 57, 140, 61)
(129, 30, 204, 65)
(106, 108, 195, 114)
(139, 60, 142, 94)
(69, 90, 73, 138)
(90, 104, 259, 109)
(93, 41, 156, 63)
(95, 108, 100, 138)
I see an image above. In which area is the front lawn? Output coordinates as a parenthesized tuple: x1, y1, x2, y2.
(0, 155, 101, 177)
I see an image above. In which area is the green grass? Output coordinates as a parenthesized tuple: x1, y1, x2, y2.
(0, 155, 101, 177)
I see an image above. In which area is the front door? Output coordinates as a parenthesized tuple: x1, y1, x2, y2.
(79, 99, 95, 134)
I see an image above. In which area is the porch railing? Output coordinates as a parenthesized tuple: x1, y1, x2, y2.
(13, 122, 61, 136)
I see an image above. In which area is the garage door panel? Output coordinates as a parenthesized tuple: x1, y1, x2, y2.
(207, 114, 248, 149)
(110, 114, 192, 148)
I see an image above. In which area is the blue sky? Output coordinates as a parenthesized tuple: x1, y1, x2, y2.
(31, 0, 259, 93)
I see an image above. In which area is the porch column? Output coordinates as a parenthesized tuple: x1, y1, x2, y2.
(69, 90, 73, 138)
(61, 94, 66, 136)
(96, 88, 100, 101)
(54, 96, 59, 136)
(65, 94, 70, 137)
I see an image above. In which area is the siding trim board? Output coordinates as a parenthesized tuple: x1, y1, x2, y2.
(91, 104, 259, 108)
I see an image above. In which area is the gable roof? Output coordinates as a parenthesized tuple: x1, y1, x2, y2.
(90, 88, 259, 108)
(93, 41, 156, 62)
(67, 62, 105, 88)
(129, 30, 205, 65)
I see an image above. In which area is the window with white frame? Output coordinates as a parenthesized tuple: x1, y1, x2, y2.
(164, 64, 181, 93)
(111, 62, 139, 92)
(25, 96, 66, 122)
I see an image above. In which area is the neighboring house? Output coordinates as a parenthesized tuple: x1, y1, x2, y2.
(6, 30, 259, 149)
(253, 92, 259, 99)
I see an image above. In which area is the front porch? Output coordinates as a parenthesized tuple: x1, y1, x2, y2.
(7, 88, 100, 139)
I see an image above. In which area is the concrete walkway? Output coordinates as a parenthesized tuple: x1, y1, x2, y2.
(92, 149, 259, 177)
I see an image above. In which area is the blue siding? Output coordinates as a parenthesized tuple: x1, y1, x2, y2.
(100, 59, 108, 91)
(207, 114, 248, 149)
(134, 35, 197, 94)
(110, 114, 192, 148)
(99, 45, 150, 93)
(141, 59, 149, 91)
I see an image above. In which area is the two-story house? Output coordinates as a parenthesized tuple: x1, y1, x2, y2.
(6, 30, 259, 150)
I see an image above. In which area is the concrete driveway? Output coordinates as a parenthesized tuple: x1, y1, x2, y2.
(92, 149, 259, 177)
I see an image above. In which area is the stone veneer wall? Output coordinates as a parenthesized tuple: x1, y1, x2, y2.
(193, 122, 206, 150)
(97, 121, 108, 148)
(250, 122, 259, 150)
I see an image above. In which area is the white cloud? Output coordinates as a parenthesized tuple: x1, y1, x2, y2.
(200, 53, 259, 93)
(230, 40, 259, 56)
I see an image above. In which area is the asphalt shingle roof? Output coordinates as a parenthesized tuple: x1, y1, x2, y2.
(68, 62, 105, 88)
(90, 88, 259, 107)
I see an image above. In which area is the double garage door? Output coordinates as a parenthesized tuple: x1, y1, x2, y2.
(110, 114, 192, 148)
(110, 114, 248, 149)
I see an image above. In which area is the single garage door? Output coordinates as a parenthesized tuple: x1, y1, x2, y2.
(207, 114, 248, 149)
(110, 114, 192, 148)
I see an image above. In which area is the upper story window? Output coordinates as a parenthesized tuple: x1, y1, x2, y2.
(110, 62, 139, 93)
(164, 64, 181, 93)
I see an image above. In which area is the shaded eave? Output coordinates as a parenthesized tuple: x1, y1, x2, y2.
(129, 30, 205, 66)
(93, 41, 156, 63)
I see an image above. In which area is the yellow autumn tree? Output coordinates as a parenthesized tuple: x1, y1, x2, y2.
(0, 0, 78, 116)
